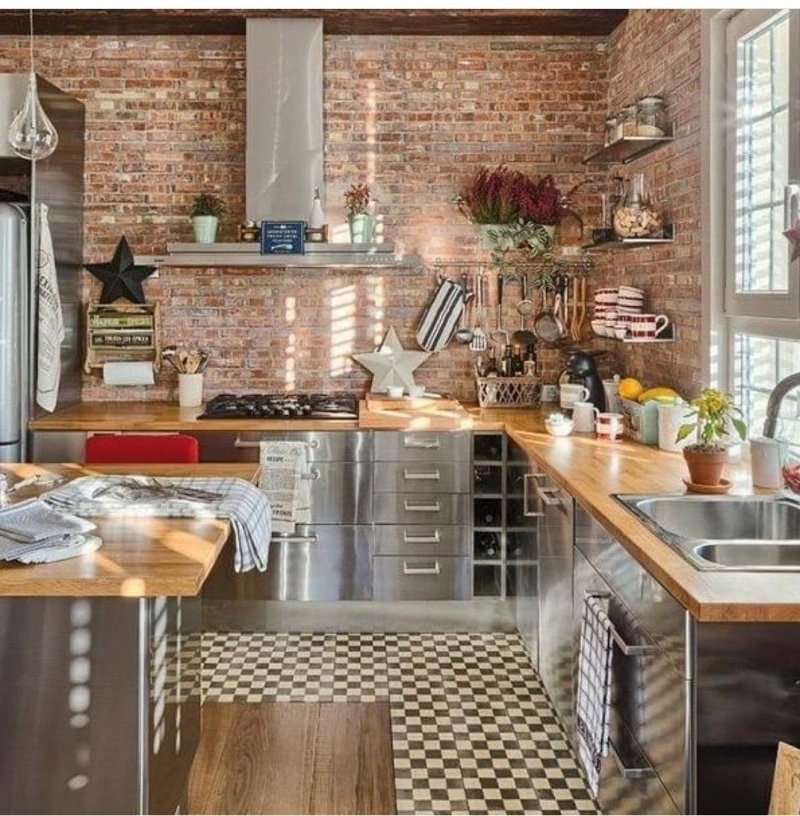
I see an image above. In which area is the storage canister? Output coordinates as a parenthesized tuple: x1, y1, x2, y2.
(636, 96, 666, 137)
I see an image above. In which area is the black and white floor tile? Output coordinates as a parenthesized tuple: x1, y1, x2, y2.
(201, 632, 598, 815)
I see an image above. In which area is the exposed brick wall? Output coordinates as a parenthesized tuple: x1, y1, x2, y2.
(5, 30, 695, 403)
(595, 10, 703, 396)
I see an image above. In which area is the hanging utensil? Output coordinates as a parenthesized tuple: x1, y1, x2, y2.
(490, 274, 509, 347)
(576, 275, 588, 340)
(455, 273, 474, 344)
(532, 281, 561, 345)
(517, 275, 534, 318)
(470, 269, 488, 352)
(512, 276, 537, 347)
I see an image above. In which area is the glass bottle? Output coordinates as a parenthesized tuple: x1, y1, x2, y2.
(308, 186, 325, 230)
(613, 173, 664, 238)
(619, 104, 638, 138)
(604, 115, 619, 146)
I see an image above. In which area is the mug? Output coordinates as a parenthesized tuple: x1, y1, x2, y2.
(596, 412, 624, 441)
(573, 401, 600, 433)
(627, 313, 669, 339)
(560, 383, 590, 410)
(749, 436, 784, 489)
(657, 402, 690, 452)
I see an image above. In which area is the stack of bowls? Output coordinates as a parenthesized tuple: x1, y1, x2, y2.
(614, 285, 645, 339)
(591, 287, 618, 337)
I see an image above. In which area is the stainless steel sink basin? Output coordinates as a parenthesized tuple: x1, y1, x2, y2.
(615, 494, 800, 571)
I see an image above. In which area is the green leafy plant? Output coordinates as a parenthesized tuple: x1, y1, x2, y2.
(676, 388, 747, 450)
(344, 184, 371, 219)
(192, 193, 225, 218)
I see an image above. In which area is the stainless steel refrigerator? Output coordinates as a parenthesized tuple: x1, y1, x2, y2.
(0, 74, 85, 462)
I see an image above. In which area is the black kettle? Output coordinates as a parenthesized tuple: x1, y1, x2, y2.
(560, 351, 606, 412)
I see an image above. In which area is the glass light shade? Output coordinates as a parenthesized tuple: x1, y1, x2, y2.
(8, 71, 58, 161)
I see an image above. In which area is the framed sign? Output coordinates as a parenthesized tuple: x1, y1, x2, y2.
(260, 221, 305, 255)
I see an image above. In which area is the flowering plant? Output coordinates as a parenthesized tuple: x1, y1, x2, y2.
(344, 184, 371, 219)
(456, 165, 525, 224)
(676, 388, 747, 450)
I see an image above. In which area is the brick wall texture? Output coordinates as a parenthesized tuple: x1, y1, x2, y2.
(0, 11, 703, 403)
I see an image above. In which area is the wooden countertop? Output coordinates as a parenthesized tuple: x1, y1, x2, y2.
(27, 400, 800, 621)
(0, 463, 259, 598)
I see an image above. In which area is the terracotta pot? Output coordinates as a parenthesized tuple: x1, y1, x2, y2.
(683, 447, 727, 486)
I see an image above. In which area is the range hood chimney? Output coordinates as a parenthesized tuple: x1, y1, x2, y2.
(246, 19, 324, 223)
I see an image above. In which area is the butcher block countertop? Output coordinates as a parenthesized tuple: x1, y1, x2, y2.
(0, 462, 259, 598)
(28, 400, 800, 622)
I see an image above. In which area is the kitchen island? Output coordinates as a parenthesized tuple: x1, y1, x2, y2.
(0, 462, 259, 816)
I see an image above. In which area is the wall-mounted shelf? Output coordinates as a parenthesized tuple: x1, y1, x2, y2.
(583, 123, 675, 165)
(135, 241, 422, 270)
(582, 224, 676, 251)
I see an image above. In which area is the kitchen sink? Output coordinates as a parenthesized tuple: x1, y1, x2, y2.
(615, 494, 800, 571)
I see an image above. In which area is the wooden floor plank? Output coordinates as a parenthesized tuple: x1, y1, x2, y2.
(187, 702, 396, 815)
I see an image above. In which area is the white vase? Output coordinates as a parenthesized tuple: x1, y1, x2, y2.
(178, 373, 203, 407)
(478, 223, 513, 251)
(192, 215, 218, 244)
(349, 213, 375, 243)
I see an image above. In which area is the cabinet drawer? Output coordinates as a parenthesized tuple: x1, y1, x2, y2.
(373, 555, 471, 600)
(374, 493, 471, 525)
(374, 525, 470, 556)
(374, 431, 471, 462)
(373, 462, 471, 493)
(199, 430, 372, 462)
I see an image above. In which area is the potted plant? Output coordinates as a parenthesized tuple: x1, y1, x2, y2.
(676, 388, 747, 486)
(345, 183, 374, 243)
(192, 193, 225, 244)
(456, 165, 524, 249)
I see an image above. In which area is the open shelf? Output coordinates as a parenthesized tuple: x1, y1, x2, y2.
(583, 124, 675, 165)
(582, 224, 676, 251)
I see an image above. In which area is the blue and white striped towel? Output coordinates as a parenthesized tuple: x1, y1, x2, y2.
(43, 476, 271, 573)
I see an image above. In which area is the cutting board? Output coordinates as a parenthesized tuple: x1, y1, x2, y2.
(360, 396, 473, 430)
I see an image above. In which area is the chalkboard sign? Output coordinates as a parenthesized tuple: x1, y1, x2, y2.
(261, 221, 305, 255)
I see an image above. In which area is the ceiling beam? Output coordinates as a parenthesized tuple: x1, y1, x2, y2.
(0, 10, 627, 38)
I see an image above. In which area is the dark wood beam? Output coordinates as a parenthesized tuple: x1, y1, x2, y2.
(0, 10, 627, 38)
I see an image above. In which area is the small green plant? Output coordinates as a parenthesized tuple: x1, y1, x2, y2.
(676, 388, 747, 449)
(192, 193, 225, 218)
(344, 184, 371, 219)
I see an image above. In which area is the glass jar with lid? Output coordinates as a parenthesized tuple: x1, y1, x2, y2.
(613, 173, 664, 238)
(604, 115, 619, 146)
(636, 96, 666, 137)
(619, 105, 637, 138)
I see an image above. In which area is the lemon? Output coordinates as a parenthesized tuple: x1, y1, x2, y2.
(618, 378, 644, 401)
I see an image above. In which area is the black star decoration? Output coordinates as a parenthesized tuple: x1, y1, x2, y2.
(85, 236, 156, 304)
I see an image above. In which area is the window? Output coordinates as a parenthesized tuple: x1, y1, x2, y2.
(717, 9, 800, 442)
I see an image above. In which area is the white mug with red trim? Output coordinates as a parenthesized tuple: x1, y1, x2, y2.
(596, 412, 624, 441)
(626, 313, 669, 339)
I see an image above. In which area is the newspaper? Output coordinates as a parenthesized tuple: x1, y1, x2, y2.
(258, 442, 312, 534)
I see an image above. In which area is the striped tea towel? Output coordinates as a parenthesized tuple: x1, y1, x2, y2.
(416, 277, 465, 352)
(43, 476, 271, 573)
(35, 203, 64, 412)
(575, 593, 615, 797)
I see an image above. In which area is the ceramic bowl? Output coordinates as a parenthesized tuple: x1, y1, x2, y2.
(545, 415, 574, 437)
(591, 319, 607, 336)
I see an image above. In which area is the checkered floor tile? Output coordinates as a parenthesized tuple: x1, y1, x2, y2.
(202, 632, 599, 815)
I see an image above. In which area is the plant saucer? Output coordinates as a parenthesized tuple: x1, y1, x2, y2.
(683, 477, 732, 495)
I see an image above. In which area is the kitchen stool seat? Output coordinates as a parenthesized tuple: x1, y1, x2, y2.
(85, 434, 200, 464)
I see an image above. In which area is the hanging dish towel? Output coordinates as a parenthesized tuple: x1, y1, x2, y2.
(258, 441, 312, 534)
(575, 592, 615, 798)
(35, 204, 64, 412)
(416, 277, 465, 352)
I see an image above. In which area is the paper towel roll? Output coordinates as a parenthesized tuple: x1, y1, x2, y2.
(102, 361, 155, 386)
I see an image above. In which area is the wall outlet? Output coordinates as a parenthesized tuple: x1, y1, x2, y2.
(541, 384, 559, 403)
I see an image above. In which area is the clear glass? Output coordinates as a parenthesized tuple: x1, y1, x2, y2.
(8, 71, 58, 161)
(636, 96, 666, 137)
(613, 174, 663, 238)
(619, 105, 637, 137)
(734, 11, 790, 293)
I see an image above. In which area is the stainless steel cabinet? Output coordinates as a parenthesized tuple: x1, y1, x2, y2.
(373, 555, 471, 601)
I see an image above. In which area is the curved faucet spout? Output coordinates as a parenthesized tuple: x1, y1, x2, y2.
(764, 372, 800, 437)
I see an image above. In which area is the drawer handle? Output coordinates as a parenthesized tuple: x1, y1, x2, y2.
(402, 560, 441, 576)
(535, 484, 562, 507)
(523, 473, 544, 518)
(403, 437, 441, 450)
(609, 740, 656, 780)
(403, 500, 441, 513)
(270, 533, 319, 544)
(403, 469, 441, 481)
(234, 437, 320, 451)
(584, 591, 658, 657)
(300, 468, 321, 481)
(403, 530, 441, 544)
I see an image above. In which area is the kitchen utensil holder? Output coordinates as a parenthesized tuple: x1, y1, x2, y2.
(475, 370, 542, 408)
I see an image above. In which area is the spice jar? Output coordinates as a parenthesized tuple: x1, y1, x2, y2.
(613, 173, 664, 238)
(604, 115, 619, 146)
(636, 96, 667, 137)
(619, 105, 638, 138)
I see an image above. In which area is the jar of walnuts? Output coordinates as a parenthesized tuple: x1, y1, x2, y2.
(613, 173, 663, 238)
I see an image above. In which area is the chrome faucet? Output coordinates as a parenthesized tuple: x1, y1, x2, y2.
(764, 372, 800, 437)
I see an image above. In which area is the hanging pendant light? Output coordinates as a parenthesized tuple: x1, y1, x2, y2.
(8, 9, 58, 161)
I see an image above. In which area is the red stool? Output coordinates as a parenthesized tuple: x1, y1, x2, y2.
(85, 434, 200, 464)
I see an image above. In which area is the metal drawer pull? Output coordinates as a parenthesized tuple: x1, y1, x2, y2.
(300, 468, 321, 481)
(234, 437, 320, 451)
(403, 530, 441, 544)
(402, 560, 441, 576)
(403, 437, 441, 450)
(403, 500, 441, 513)
(584, 592, 658, 656)
(609, 740, 657, 780)
(403, 469, 441, 481)
(271, 533, 319, 544)
(535, 484, 562, 507)
(523, 473, 545, 518)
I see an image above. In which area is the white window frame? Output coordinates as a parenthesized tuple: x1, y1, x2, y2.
(703, 9, 800, 402)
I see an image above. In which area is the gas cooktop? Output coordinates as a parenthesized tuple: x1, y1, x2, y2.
(199, 393, 359, 420)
